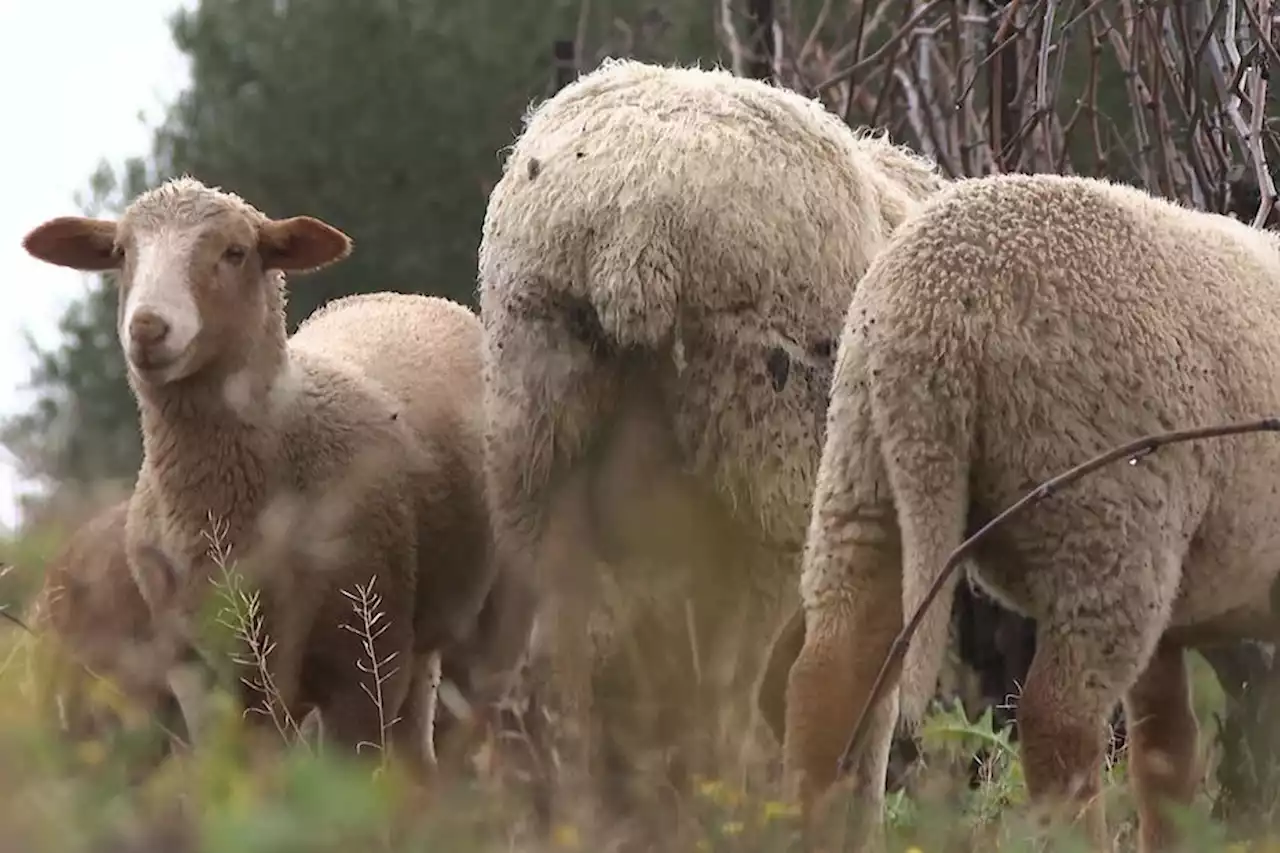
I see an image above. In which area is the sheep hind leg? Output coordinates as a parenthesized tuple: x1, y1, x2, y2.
(783, 540, 903, 853)
(1123, 641, 1199, 853)
(1017, 591, 1171, 853)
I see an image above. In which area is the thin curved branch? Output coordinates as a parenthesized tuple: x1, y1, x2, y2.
(1, 608, 30, 633)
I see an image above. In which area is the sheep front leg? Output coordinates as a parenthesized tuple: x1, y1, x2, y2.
(1123, 641, 1200, 853)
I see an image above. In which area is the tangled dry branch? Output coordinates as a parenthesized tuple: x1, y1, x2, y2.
(720, 0, 1279, 223)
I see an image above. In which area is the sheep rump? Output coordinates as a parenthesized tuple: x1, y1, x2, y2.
(479, 56, 944, 831)
(786, 171, 1280, 850)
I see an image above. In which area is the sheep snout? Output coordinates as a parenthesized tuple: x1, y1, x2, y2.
(122, 303, 196, 377)
(130, 310, 171, 348)
(120, 232, 203, 375)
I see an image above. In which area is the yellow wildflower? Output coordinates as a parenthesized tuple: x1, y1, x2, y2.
(224, 770, 259, 815)
(761, 800, 800, 822)
(75, 739, 107, 767)
(720, 820, 744, 836)
(552, 823, 582, 850)
(698, 778, 727, 803)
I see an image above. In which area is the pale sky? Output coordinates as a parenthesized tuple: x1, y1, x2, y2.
(0, 0, 192, 532)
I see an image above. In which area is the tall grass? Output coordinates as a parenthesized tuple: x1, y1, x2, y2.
(0, 505, 1273, 853)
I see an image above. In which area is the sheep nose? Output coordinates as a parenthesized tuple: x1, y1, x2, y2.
(130, 310, 171, 347)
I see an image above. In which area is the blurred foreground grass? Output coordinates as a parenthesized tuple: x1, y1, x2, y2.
(1, 514, 1277, 853)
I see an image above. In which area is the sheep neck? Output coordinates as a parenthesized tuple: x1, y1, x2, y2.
(135, 340, 292, 551)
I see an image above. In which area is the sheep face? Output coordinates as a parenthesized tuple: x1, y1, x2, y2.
(21, 177, 351, 387)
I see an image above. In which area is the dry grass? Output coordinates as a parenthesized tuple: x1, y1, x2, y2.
(0, 502, 1276, 853)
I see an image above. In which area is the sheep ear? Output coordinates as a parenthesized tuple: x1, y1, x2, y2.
(258, 216, 352, 274)
(756, 606, 806, 745)
(297, 706, 325, 752)
(22, 217, 121, 271)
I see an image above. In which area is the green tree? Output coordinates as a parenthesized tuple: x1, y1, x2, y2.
(4, 0, 719, 497)
(2, 159, 154, 495)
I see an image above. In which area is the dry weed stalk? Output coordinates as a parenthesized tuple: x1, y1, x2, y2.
(205, 512, 305, 747)
(200, 504, 416, 770)
(339, 575, 402, 764)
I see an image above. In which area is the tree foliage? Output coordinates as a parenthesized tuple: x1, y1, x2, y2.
(4, 0, 718, 495)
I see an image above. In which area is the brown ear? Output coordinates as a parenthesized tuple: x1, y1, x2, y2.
(22, 217, 120, 271)
(258, 216, 353, 274)
(756, 606, 807, 745)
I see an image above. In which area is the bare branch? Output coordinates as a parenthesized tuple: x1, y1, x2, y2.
(1246, 0, 1276, 226)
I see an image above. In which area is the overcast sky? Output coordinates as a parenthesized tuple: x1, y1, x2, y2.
(0, 0, 192, 531)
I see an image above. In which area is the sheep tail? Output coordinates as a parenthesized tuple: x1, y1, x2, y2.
(585, 210, 680, 352)
(877, 372, 974, 729)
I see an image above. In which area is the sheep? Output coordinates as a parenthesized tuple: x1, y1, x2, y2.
(21, 178, 499, 776)
(782, 171, 1280, 852)
(23, 499, 192, 760)
(477, 56, 946, 833)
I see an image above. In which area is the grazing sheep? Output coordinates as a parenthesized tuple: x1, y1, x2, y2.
(24, 499, 192, 758)
(478, 56, 945, 831)
(784, 171, 1280, 852)
(21, 180, 498, 775)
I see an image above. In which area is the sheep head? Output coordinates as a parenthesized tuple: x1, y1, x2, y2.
(21, 177, 352, 387)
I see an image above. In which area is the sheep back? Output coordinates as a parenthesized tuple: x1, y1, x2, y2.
(289, 292, 494, 655)
(480, 57, 944, 554)
(821, 172, 1280, 721)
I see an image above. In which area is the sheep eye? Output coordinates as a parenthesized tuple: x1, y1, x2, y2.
(223, 245, 248, 264)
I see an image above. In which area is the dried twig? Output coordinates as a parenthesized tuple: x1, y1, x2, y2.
(207, 514, 304, 745)
(835, 417, 1280, 777)
(340, 576, 403, 763)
